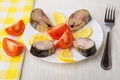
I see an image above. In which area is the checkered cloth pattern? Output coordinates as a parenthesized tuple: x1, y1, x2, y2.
(0, 0, 34, 80)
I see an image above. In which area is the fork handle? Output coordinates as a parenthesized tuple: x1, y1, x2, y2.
(101, 31, 112, 70)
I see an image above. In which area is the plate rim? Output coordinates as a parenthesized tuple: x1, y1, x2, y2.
(23, 10, 103, 63)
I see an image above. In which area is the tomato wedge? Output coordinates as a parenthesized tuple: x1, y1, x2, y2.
(48, 23, 69, 40)
(5, 20, 25, 36)
(56, 29, 73, 49)
(3, 38, 24, 57)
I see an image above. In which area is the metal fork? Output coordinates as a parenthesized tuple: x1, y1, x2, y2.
(101, 5, 115, 70)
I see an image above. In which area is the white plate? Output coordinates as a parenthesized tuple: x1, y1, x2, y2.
(23, 10, 103, 63)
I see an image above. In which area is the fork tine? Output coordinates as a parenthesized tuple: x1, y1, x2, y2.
(104, 5, 115, 26)
(110, 6, 113, 21)
(104, 6, 108, 21)
(107, 6, 111, 20)
(110, 6, 115, 22)
(113, 7, 115, 22)
(105, 5, 115, 21)
(110, 6, 113, 20)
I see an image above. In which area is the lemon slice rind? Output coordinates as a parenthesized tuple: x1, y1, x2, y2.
(57, 49, 75, 63)
(53, 12, 67, 25)
(73, 27, 93, 39)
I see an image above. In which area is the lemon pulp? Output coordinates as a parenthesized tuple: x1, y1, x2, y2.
(29, 33, 52, 45)
(73, 27, 93, 39)
(53, 12, 67, 25)
(58, 49, 75, 63)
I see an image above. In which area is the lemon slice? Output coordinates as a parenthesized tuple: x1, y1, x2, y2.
(58, 49, 75, 63)
(0, 29, 8, 36)
(73, 27, 93, 39)
(29, 33, 52, 45)
(53, 12, 67, 25)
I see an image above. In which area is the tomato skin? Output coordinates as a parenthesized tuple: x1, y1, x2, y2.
(48, 23, 69, 40)
(3, 38, 24, 57)
(55, 29, 73, 49)
(5, 20, 25, 36)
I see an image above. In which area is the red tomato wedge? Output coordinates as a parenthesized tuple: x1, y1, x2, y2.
(56, 29, 73, 49)
(48, 23, 69, 40)
(5, 20, 25, 36)
(3, 38, 24, 57)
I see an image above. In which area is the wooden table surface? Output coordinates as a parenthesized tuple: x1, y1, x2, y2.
(21, 0, 120, 80)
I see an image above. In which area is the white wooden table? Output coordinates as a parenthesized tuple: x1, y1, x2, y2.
(21, 0, 120, 80)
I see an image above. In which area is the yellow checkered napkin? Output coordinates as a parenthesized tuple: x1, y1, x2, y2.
(0, 0, 34, 80)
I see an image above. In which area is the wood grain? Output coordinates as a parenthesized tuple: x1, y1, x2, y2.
(21, 0, 120, 80)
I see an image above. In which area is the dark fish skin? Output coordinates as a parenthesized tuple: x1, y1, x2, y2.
(68, 9, 92, 31)
(30, 41, 55, 58)
(30, 45, 55, 57)
(73, 38, 96, 57)
(30, 8, 53, 32)
(78, 45, 96, 57)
